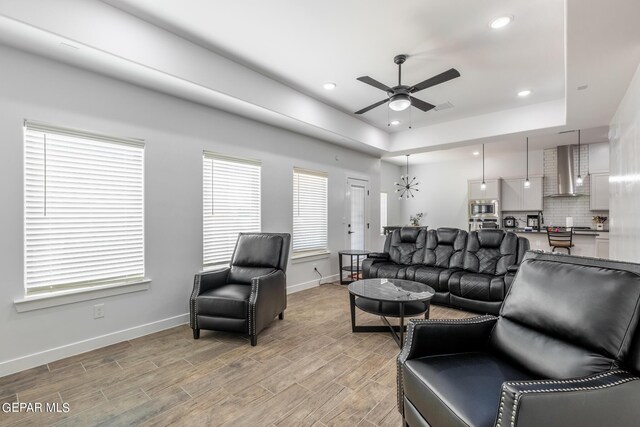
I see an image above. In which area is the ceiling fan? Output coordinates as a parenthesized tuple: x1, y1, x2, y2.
(354, 54, 460, 115)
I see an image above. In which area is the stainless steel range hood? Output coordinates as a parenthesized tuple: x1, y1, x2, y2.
(547, 145, 585, 197)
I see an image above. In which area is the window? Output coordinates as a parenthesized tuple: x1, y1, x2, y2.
(380, 192, 388, 234)
(203, 152, 261, 266)
(292, 168, 328, 255)
(24, 121, 145, 295)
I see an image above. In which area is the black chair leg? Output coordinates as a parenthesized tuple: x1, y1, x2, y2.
(251, 335, 257, 346)
(279, 312, 284, 320)
(193, 328, 200, 339)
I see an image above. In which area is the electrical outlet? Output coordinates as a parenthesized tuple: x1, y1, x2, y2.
(94, 304, 105, 319)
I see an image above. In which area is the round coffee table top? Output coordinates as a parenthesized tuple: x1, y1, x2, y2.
(348, 278, 435, 303)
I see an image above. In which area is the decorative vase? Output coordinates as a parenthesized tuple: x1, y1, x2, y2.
(596, 223, 604, 231)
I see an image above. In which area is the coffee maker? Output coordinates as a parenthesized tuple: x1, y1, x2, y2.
(527, 211, 543, 231)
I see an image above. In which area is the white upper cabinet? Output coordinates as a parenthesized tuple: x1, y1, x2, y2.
(590, 173, 610, 211)
(469, 179, 500, 200)
(588, 143, 610, 174)
(500, 177, 543, 211)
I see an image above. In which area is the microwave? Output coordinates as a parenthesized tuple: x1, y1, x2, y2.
(469, 200, 499, 218)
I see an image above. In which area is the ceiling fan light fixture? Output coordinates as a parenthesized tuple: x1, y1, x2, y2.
(490, 16, 513, 29)
(389, 94, 411, 111)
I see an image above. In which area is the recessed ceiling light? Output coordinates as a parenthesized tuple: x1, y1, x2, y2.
(322, 82, 336, 90)
(390, 120, 400, 126)
(490, 16, 513, 29)
(517, 89, 532, 97)
(473, 151, 480, 156)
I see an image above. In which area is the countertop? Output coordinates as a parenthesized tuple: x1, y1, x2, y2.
(509, 228, 608, 236)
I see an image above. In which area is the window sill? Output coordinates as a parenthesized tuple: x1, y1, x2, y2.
(14, 279, 151, 313)
(291, 251, 331, 264)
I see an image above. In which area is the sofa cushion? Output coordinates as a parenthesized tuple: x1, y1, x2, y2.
(197, 284, 251, 319)
(388, 228, 427, 265)
(403, 352, 534, 427)
(424, 228, 467, 268)
(464, 230, 517, 275)
(449, 272, 507, 302)
(491, 253, 640, 379)
(368, 262, 408, 279)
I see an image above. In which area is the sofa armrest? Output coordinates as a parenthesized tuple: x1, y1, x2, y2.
(368, 252, 390, 260)
(397, 315, 497, 414)
(190, 268, 230, 329)
(249, 270, 287, 337)
(506, 265, 519, 274)
(496, 370, 640, 427)
(362, 257, 390, 278)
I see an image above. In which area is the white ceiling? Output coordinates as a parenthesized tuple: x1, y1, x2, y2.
(0, 0, 638, 157)
(385, 125, 610, 165)
(104, 0, 565, 132)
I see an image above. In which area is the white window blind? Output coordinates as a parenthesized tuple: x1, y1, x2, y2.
(293, 168, 328, 254)
(24, 121, 145, 295)
(380, 192, 388, 234)
(203, 152, 261, 266)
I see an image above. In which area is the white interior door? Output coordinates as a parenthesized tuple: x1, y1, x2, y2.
(346, 178, 369, 250)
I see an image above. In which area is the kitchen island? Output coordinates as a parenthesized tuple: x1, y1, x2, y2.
(513, 229, 609, 258)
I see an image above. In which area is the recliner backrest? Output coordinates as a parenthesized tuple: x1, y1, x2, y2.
(388, 227, 427, 265)
(463, 230, 517, 275)
(423, 228, 467, 268)
(490, 251, 640, 378)
(229, 233, 291, 284)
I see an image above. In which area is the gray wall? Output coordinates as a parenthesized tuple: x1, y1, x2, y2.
(0, 46, 381, 374)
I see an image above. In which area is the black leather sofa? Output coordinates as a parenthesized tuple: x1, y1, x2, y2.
(363, 227, 529, 315)
(398, 251, 640, 427)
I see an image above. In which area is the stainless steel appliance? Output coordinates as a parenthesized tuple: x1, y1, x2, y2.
(468, 200, 499, 218)
(468, 218, 499, 231)
(527, 213, 541, 231)
(504, 216, 517, 228)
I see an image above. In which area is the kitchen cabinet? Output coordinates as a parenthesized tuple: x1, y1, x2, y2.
(468, 179, 500, 200)
(595, 234, 610, 259)
(588, 143, 610, 174)
(590, 173, 609, 210)
(501, 177, 543, 211)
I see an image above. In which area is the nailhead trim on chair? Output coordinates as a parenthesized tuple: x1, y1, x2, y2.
(495, 370, 639, 427)
(396, 315, 498, 415)
(189, 273, 202, 330)
(249, 279, 259, 338)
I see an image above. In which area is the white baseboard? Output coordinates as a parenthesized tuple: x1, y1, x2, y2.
(0, 313, 188, 378)
(287, 274, 339, 294)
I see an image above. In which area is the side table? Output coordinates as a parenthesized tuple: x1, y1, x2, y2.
(338, 250, 371, 285)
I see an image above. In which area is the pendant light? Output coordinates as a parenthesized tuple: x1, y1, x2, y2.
(480, 144, 487, 191)
(576, 130, 583, 186)
(395, 154, 419, 199)
(524, 137, 531, 189)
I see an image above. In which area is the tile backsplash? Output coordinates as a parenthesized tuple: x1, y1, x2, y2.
(503, 146, 608, 229)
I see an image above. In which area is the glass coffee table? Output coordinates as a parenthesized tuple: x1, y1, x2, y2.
(348, 278, 435, 347)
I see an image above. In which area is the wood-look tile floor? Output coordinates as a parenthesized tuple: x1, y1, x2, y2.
(0, 283, 473, 427)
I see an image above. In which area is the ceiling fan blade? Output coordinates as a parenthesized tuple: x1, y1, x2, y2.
(410, 68, 461, 93)
(410, 97, 436, 112)
(357, 76, 391, 92)
(354, 98, 389, 114)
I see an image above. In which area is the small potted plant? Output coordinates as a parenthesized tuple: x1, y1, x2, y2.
(410, 212, 424, 227)
(592, 215, 607, 231)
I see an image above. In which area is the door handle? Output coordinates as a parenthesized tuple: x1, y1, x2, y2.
(348, 231, 354, 234)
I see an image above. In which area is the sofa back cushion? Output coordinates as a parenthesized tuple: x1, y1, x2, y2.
(229, 233, 291, 284)
(490, 252, 640, 378)
(388, 227, 427, 265)
(463, 230, 517, 275)
(423, 228, 467, 268)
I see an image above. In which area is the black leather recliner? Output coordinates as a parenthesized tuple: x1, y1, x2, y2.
(448, 229, 519, 314)
(189, 233, 291, 346)
(404, 228, 467, 305)
(398, 251, 640, 427)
